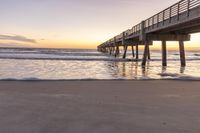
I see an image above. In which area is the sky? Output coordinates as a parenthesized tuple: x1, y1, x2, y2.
(0, 0, 200, 49)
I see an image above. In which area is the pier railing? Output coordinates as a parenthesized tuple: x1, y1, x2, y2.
(104, 0, 200, 45)
(98, 0, 200, 67)
(144, 0, 200, 32)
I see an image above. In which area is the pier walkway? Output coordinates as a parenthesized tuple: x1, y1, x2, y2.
(97, 0, 200, 66)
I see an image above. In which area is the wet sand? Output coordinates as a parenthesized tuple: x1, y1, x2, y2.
(0, 80, 200, 133)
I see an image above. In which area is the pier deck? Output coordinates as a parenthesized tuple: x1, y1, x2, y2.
(97, 0, 200, 66)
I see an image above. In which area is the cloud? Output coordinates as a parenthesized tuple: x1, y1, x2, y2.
(0, 42, 32, 48)
(0, 35, 36, 43)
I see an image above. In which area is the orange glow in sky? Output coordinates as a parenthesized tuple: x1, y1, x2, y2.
(0, 0, 200, 50)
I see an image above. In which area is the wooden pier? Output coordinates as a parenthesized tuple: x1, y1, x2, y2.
(97, 0, 200, 66)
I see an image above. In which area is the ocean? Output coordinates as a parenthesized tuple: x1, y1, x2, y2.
(0, 48, 200, 80)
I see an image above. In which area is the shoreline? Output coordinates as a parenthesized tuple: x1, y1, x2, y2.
(0, 80, 200, 132)
(0, 78, 200, 81)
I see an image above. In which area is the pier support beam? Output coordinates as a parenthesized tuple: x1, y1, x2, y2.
(162, 41, 167, 66)
(105, 48, 107, 53)
(109, 47, 112, 55)
(142, 42, 149, 66)
(179, 41, 186, 67)
(136, 44, 139, 59)
(107, 48, 109, 53)
(115, 46, 120, 57)
(147, 45, 151, 59)
(123, 45, 128, 59)
(131, 46, 135, 58)
(112, 47, 115, 55)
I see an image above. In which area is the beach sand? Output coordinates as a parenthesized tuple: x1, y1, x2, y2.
(0, 80, 200, 133)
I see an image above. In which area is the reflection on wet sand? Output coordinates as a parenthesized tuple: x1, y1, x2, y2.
(162, 66, 167, 73)
(141, 61, 150, 78)
(180, 67, 185, 74)
(106, 61, 152, 79)
(105, 60, 188, 79)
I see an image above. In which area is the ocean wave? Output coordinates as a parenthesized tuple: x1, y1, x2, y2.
(0, 48, 200, 61)
(0, 78, 130, 81)
(0, 55, 200, 62)
(0, 56, 140, 62)
(0, 48, 102, 55)
(0, 52, 199, 61)
(158, 73, 200, 81)
(1, 75, 200, 81)
(0, 52, 104, 57)
(194, 54, 200, 56)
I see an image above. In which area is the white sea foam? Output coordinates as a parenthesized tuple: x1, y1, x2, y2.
(1, 76, 200, 81)
(158, 73, 200, 81)
(0, 48, 199, 80)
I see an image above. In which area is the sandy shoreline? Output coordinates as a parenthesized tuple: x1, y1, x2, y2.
(0, 80, 200, 133)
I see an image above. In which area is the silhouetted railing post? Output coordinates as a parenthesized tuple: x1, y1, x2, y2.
(152, 16, 155, 29)
(163, 11, 165, 26)
(187, 0, 190, 17)
(169, 6, 172, 23)
(139, 21, 146, 41)
(157, 14, 159, 27)
(177, 2, 180, 21)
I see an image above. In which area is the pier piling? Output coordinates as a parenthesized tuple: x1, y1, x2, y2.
(132, 46, 135, 58)
(115, 46, 119, 57)
(142, 42, 149, 66)
(123, 45, 128, 59)
(179, 41, 186, 67)
(162, 41, 167, 66)
(136, 44, 139, 59)
(147, 45, 151, 60)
